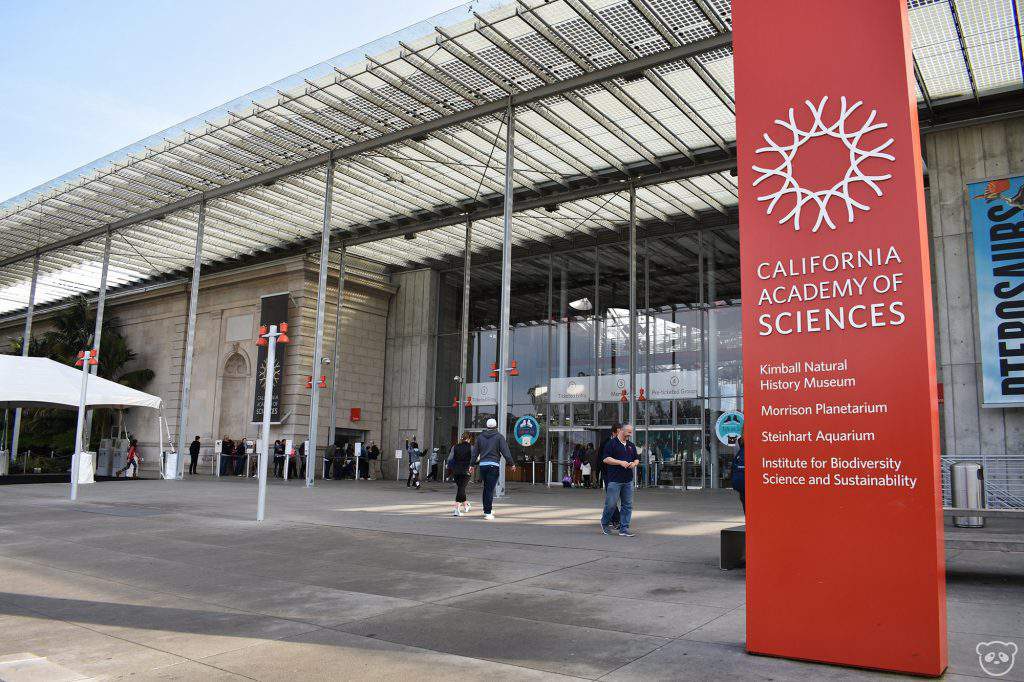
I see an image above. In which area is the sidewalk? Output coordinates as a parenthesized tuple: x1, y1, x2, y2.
(0, 478, 1019, 680)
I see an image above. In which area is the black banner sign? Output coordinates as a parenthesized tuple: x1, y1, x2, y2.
(252, 293, 288, 422)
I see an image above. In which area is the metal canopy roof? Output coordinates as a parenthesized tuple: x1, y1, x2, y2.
(1, 0, 1022, 316)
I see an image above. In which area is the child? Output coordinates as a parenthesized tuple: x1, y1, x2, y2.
(562, 473, 572, 488)
(581, 461, 592, 488)
(407, 458, 421, 488)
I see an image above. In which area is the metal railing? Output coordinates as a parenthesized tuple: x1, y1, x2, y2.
(941, 455, 1024, 509)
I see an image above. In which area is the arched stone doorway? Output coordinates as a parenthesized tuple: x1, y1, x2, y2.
(218, 349, 250, 441)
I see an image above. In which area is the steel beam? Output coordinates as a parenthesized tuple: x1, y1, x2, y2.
(307, 162, 335, 487)
(326, 245, 347, 479)
(175, 203, 206, 478)
(457, 219, 472, 438)
(628, 183, 637, 428)
(83, 229, 112, 451)
(10, 254, 39, 471)
(496, 100, 515, 499)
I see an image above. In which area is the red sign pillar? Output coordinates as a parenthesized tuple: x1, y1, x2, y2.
(735, 0, 946, 675)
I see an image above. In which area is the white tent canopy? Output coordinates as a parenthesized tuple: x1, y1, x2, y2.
(0, 355, 161, 410)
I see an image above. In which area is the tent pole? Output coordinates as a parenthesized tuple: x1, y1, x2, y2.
(175, 203, 205, 479)
(307, 162, 335, 488)
(12, 253, 39, 473)
(71, 354, 91, 500)
(84, 229, 112, 451)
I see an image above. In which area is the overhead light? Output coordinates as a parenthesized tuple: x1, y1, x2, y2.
(569, 297, 592, 311)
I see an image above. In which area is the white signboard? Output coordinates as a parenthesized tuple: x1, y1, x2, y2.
(648, 370, 699, 400)
(465, 382, 498, 406)
(550, 376, 593, 403)
(395, 449, 403, 460)
(549, 370, 698, 403)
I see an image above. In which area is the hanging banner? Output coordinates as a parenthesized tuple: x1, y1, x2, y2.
(252, 293, 288, 423)
(735, 0, 945, 676)
(968, 175, 1024, 407)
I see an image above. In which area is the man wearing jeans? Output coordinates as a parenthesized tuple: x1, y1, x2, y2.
(471, 418, 516, 520)
(601, 423, 639, 537)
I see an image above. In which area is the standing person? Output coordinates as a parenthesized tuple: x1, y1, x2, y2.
(581, 459, 592, 488)
(297, 440, 306, 479)
(188, 436, 201, 475)
(233, 439, 247, 476)
(427, 447, 439, 482)
(406, 438, 421, 483)
(448, 433, 474, 516)
(599, 426, 621, 528)
(116, 439, 140, 478)
(219, 436, 233, 476)
(273, 440, 286, 478)
(367, 441, 380, 480)
(322, 442, 336, 480)
(731, 436, 746, 513)
(601, 423, 639, 537)
(472, 418, 516, 520)
(587, 443, 601, 489)
(571, 445, 582, 487)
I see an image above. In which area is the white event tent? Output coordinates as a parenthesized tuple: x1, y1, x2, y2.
(0, 355, 161, 409)
(0, 355, 165, 486)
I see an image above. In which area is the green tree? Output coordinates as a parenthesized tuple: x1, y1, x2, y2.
(7, 296, 154, 454)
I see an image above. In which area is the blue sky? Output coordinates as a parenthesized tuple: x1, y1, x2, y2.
(0, 0, 464, 202)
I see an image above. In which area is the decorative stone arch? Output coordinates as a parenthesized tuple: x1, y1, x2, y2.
(223, 349, 250, 377)
(217, 344, 252, 449)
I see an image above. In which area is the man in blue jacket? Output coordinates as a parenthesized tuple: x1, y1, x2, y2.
(601, 423, 639, 537)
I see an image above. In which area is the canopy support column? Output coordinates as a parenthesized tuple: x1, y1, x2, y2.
(307, 162, 335, 487)
(175, 203, 205, 479)
(707, 242, 719, 488)
(325, 245, 346, 484)
(11, 254, 39, 474)
(84, 229, 112, 451)
(497, 100, 515, 499)
(457, 219, 472, 439)
(628, 183, 638, 430)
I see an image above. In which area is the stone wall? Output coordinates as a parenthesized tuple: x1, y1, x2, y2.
(0, 253, 393, 478)
(925, 116, 1024, 458)
(381, 268, 440, 479)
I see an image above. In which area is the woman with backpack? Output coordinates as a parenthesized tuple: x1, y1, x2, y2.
(448, 433, 474, 516)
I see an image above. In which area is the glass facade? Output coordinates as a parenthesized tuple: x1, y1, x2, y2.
(432, 225, 742, 489)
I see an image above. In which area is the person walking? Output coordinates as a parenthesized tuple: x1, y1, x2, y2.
(367, 441, 380, 480)
(188, 436, 201, 475)
(471, 418, 516, 520)
(448, 433, 474, 516)
(601, 423, 639, 537)
(731, 436, 746, 513)
(116, 439, 140, 478)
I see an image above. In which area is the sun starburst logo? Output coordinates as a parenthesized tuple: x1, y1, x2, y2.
(752, 96, 895, 232)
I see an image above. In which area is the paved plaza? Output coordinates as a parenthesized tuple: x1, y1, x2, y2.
(0, 478, 1020, 680)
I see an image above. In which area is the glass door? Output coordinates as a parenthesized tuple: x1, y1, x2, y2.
(549, 428, 589, 484)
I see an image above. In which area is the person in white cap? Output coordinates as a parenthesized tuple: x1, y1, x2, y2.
(471, 417, 516, 520)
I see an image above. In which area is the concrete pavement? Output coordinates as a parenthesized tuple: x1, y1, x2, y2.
(0, 477, 1020, 680)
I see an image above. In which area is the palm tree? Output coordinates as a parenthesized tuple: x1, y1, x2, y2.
(7, 296, 155, 454)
